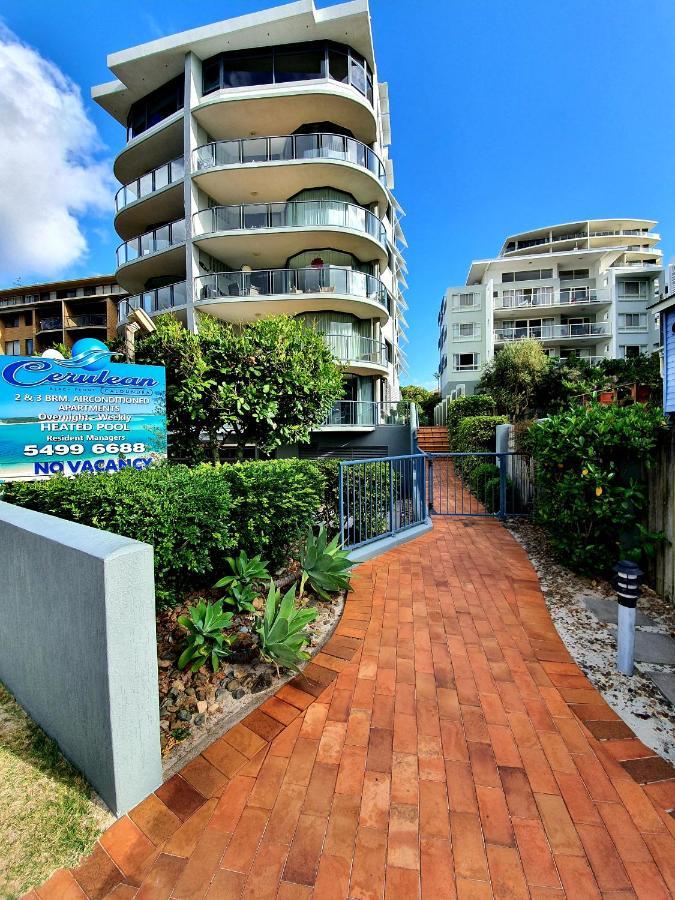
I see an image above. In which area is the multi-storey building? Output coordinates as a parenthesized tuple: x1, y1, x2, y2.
(92, 0, 408, 449)
(438, 219, 663, 398)
(0, 276, 125, 357)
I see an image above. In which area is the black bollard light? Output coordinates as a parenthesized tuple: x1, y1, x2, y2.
(613, 560, 644, 676)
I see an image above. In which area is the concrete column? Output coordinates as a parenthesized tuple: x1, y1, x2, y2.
(0, 502, 161, 816)
(183, 52, 203, 333)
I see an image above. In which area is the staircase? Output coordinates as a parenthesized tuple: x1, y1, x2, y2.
(416, 426, 450, 453)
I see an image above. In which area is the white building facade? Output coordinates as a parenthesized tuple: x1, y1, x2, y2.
(93, 0, 407, 428)
(438, 219, 663, 398)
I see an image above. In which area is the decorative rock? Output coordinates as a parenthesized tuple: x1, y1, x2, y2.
(232, 688, 245, 700)
(177, 709, 191, 722)
(196, 700, 207, 714)
(250, 671, 273, 694)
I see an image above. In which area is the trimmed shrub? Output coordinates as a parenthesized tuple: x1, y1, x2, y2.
(446, 395, 496, 449)
(217, 459, 325, 568)
(2, 465, 236, 605)
(311, 458, 340, 532)
(527, 403, 666, 574)
(454, 415, 508, 454)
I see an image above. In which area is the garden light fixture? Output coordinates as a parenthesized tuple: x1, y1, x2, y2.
(614, 560, 644, 676)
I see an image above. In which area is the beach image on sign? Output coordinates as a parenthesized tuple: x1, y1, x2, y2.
(0, 339, 167, 480)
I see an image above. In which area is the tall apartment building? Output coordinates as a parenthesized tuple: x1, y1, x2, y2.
(92, 0, 407, 440)
(0, 276, 125, 357)
(438, 219, 663, 398)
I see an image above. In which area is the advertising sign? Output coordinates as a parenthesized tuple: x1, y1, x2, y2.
(0, 339, 167, 481)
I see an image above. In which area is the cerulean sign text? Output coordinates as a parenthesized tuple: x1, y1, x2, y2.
(0, 343, 167, 480)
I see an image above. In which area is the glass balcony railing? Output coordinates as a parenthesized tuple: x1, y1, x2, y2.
(321, 401, 410, 427)
(66, 315, 107, 328)
(322, 334, 388, 367)
(494, 323, 611, 342)
(39, 317, 63, 332)
(193, 133, 386, 184)
(495, 289, 610, 310)
(117, 280, 188, 324)
(116, 219, 186, 267)
(193, 200, 386, 246)
(115, 157, 185, 212)
(195, 266, 390, 312)
(550, 355, 606, 366)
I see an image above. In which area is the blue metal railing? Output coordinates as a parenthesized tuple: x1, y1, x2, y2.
(339, 454, 427, 550)
(425, 452, 534, 519)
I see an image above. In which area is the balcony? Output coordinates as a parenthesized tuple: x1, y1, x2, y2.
(319, 401, 411, 430)
(66, 314, 108, 329)
(114, 157, 185, 240)
(195, 267, 390, 322)
(39, 317, 63, 332)
(192, 133, 386, 207)
(494, 323, 611, 343)
(549, 355, 606, 366)
(494, 289, 611, 314)
(117, 281, 188, 325)
(322, 334, 388, 374)
(192, 200, 387, 269)
(115, 219, 186, 292)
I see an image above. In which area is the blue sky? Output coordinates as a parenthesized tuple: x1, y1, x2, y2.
(2, 0, 675, 386)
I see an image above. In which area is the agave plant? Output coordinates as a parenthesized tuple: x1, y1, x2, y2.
(177, 598, 235, 673)
(298, 526, 353, 601)
(255, 582, 317, 674)
(214, 550, 270, 613)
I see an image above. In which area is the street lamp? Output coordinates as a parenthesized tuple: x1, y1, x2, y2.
(613, 560, 643, 676)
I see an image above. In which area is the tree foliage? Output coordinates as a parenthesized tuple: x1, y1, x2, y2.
(477, 339, 549, 420)
(400, 385, 439, 425)
(136, 314, 344, 459)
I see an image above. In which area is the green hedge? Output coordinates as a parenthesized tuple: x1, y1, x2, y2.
(2, 459, 327, 604)
(527, 403, 665, 574)
(446, 394, 496, 448)
(217, 459, 325, 568)
(2, 465, 235, 605)
(454, 415, 508, 454)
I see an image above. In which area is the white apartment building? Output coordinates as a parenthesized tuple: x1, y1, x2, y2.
(92, 0, 407, 435)
(438, 219, 663, 397)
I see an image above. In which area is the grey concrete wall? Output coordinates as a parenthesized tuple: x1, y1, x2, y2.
(0, 501, 162, 815)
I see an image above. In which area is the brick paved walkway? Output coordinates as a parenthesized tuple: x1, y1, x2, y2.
(33, 518, 675, 899)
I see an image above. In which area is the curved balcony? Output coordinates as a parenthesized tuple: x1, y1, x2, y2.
(319, 401, 411, 430)
(494, 323, 611, 343)
(192, 133, 386, 207)
(193, 81, 376, 147)
(195, 266, 390, 323)
(192, 200, 387, 269)
(117, 280, 188, 326)
(114, 111, 184, 184)
(115, 219, 186, 293)
(114, 156, 185, 240)
(321, 333, 388, 374)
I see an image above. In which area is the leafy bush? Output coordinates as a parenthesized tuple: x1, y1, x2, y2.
(255, 582, 317, 673)
(298, 526, 353, 600)
(454, 415, 508, 454)
(446, 395, 496, 447)
(2, 465, 235, 604)
(218, 459, 326, 568)
(469, 463, 500, 493)
(527, 403, 665, 574)
(177, 599, 235, 672)
(477, 339, 549, 419)
(311, 458, 340, 533)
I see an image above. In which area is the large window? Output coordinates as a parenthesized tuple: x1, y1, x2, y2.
(453, 352, 479, 371)
(127, 74, 185, 139)
(619, 313, 647, 331)
(4, 340, 20, 355)
(202, 41, 373, 104)
(502, 269, 553, 283)
(452, 322, 479, 340)
(618, 280, 648, 299)
(559, 269, 590, 281)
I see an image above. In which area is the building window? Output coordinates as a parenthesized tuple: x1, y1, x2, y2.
(618, 280, 647, 299)
(502, 269, 553, 283)
(4, 315, 20, 328)
(620, 345, 646, 359)
(202, 41, 373, 104)
(127, 73, 185, 139)
(25, 338, 34, 356)
(56, 289, 76, 299)
(83, 285, 97, 296)
(619, 313, 646, 331)
(452, 352, 479, 371)
(452, 292, 480, 310)
(452, 322, 479, 340)
(559, 269, 590, 281)
(4, 340, 20, 355)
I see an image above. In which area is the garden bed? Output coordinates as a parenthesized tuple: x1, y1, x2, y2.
(157, 583, 344, 770)
(508, 518, 675, 764)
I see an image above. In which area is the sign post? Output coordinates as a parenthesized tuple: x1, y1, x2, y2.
(0, 339, 167, 481)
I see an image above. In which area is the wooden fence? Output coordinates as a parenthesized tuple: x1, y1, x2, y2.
(647, 428, 675, 603)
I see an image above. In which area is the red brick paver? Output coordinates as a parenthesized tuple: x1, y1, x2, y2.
(33, 518, 675, 898)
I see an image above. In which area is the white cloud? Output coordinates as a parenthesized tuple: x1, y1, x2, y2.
(0, 24, 113, 279)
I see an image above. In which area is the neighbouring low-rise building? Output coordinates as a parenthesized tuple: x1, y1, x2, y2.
(92, 0, 410, 456)
(438, 219, 663, 399)
(0, 276, 125, 357)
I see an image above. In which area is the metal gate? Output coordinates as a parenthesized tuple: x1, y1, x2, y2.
(426, 452, 534, 518)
